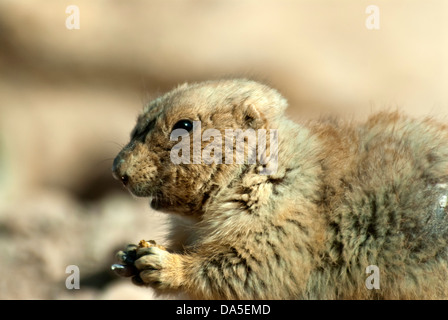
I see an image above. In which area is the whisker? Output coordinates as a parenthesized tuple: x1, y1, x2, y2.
(93, 158, 115, 167)
(104, 141, 126, 150)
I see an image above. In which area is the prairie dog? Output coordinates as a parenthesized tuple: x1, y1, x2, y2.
(111, 79, 448, 299)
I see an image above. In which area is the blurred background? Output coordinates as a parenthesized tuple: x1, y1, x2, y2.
(0, 0, 446, 299)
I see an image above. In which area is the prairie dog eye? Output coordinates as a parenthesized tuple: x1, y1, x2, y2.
(171, 119, 193, 133)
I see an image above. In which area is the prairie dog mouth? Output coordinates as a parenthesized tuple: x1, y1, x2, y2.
(149, 195, 160, 209)
(125, 183, 154, 198)
(148, 192, 166, 210)
(148, 193, 188, 215)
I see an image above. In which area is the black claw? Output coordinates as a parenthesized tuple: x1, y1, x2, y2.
(111, 264, 137, 277)
(124, 250, 137, 264)
(111, 264, 124, 271)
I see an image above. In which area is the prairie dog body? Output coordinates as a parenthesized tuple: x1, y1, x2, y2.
(112, 79, 448, 299)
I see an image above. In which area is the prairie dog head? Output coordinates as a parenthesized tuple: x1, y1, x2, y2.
(112, 79, 288, 217)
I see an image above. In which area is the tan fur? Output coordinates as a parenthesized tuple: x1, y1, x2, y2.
(112, 79, 448, 299)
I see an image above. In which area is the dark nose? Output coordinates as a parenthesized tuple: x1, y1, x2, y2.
(112, 155, 129, 186)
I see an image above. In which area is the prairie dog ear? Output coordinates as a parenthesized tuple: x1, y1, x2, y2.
(235, 82, 289, 128)
(239, 103, 265, 129)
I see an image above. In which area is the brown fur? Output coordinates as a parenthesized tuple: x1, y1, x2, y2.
(112, 79, 448, 299)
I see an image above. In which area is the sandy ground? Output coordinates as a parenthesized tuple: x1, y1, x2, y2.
(0, 0, 446, 299)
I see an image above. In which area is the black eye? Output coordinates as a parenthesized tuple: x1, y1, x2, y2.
(171, 119, 193, 133)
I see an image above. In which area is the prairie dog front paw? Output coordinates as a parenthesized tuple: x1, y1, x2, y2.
(135, 244, 183, 290)
(112, 239, 168, 285)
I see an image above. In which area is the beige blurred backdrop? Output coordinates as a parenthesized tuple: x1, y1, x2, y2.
(0, 0, 446, 299)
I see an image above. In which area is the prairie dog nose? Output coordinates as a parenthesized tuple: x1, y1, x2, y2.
(112, 156, 129, 186)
